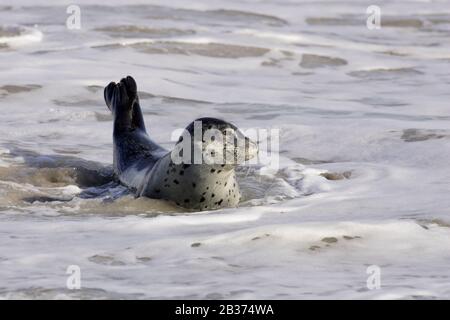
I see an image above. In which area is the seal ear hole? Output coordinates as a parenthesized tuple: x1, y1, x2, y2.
(184, 199, 190, 203)
(192, 183, 196, 188)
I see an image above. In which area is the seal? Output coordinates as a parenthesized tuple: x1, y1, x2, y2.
(104, 76, 258, 210)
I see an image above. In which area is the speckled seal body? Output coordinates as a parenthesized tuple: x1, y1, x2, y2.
(104, 76, 257, 211)
(139, 156, 241, 210)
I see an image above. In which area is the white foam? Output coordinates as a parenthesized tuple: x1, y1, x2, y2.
(0, 26, 43, 47)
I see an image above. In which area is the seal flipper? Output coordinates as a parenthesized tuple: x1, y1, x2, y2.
(110, 82, 133, 130)
(131, 99, 146, 132)
(120, 76, 146, 133)
(104, 81, 116, 112)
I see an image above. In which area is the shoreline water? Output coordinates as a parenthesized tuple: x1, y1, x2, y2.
(1, 0, 450, 299)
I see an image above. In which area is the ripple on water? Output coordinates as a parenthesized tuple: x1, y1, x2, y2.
(306, 16, 424, 28)
(0, 84, 41, 98)
(306, 16, 362, 26)
(206, 9, 287, 26)
(348, 68, 424, 80)
(52, 98, 104, 107)
(94, 26, 196, 38)
(93, 41, 270, 59)
(141, 6, 288, 26)
(401, 129, 447, 142)
(300, 54, 347, 69)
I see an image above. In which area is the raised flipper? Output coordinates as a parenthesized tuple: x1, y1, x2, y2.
(104, 81, 130, 131)
(120, 76, 146, 132)
(104, 76, 146, 132)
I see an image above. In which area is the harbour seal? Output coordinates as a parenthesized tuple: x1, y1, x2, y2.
(104, 76, 258, 210)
